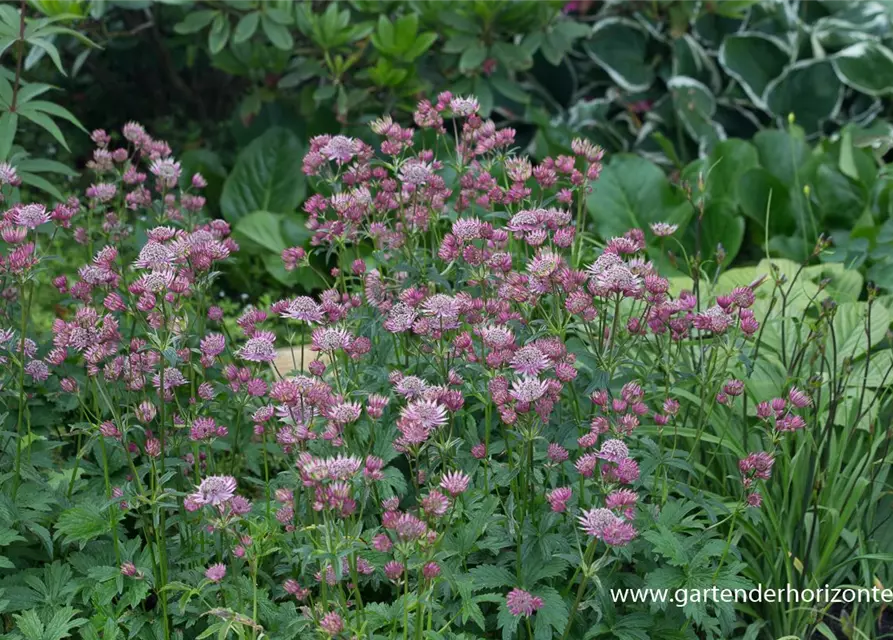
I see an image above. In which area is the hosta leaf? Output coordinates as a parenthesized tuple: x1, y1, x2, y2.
(587, 154, 693, 240)
(832, 42, 893, 97)
(583, 18, 653, 92)
(765, 59, 843, 136)
(667, 76, 724, 153)
(719, 33, 790, 109)
(220, 127, 305, 223)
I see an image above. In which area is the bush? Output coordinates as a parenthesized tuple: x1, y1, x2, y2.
(0, 93, 890, 640)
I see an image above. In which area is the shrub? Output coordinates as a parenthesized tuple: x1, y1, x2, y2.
(0, 93, 890, 640)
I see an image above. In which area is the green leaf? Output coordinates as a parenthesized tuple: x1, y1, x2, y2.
(719, 33, 790, 108)
(701, 200, 745, 266)
(174, 9, 217, 34)
(220, 127, 305, 223)
(587, 154, 693, 240)
(17, 105, 69, 150)
(467, 565, 515, 591)
(0, 110, 17, 161)
(208, 13, 230, 55)
(737, 167, 798, 235)
(832, 42, 893, 97)
(583, 18, 654, 92)
(233, 11, 259, 44)
(25, 99, 86, 132)
(459, 42, 487, 73)
(752, 128, 809, 185)
(12, 609, 44, 640)
(533, 587, 569, 639)
(261, 13, 293, 50)
(667, 76, 723, 152)
(765, 59, 843, 136)
(233, 210, 287, 254)
(54, 504, 111, 546)
(402, 31, 436, 62)
(814, 164, 867, 225)
(393, 13, 418, 50)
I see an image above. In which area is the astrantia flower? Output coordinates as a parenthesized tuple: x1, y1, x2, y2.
(440, 470, 471, 496)
(421, 294, 461, 321)
(693, 305, 734, 334)
(13, 204, 50, 229)
(311, 327, 351, 352)
(505, 588, 543, 617)
(205, 563, 226, 582)
(421, 490, 450, 517)
(601, 519, 638, 546)
(788, 386, 811, 408)
(479, 325, 514, 349)
(510, 345, 550, 376)
(192, 475, 237, 506)
(398, 159, 434, 186)
(650, 222, 678, 237)
(578, 507, 616, 538)
(401, 398, 447, 429)
(595, 438, 630, 463)
(319, 611, 344, 637)
(546, 487, 572, 512)
(326, 401, 362, 425)
(321, 135, 358, 164)
(282, 296, 324, 324)
(236, 332, 276, 362)
(384, 302, 418, 333)
(507, 375, 547, 402)
(149, 158, 181, 188)
(450, 95, 479, 116)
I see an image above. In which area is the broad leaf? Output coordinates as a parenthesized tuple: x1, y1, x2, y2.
(220, 127, 306, 223)
(583, 18, 653, 92)
(587, 154, 693, 240)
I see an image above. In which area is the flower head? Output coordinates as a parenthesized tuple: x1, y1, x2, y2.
(505, 588, 543, 617)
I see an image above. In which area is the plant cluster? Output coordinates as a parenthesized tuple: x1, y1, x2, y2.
(0, 92, 890, 640)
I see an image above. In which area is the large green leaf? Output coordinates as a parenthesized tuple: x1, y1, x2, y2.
(765, 59, 843, 136)
(813, 164, 868, 226)
(667, 76, 724, 153)
(719, 33, 790, 108)
(220, 127, 306, 223)
(752, 128, 809, 185)
(583, 18, 654, 92)
(702, 139, 759, 206)
(700, 200, 745, 266)
(832, 42, 893, 97)
(737, 167, 798, 235)
(587, 154, 693, 240)
(233, 210, 288, 254)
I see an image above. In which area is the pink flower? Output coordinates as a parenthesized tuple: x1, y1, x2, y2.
(505, 588, 544, 617)
(191, 475, 237, 506)
(319, 611, 344, 636)
(546, 487, 572, 512)
(384, 561, 405, 581)
(440, 470, 471, 497)
(236, 332, 276, 362)
(205, 563, 226, 582)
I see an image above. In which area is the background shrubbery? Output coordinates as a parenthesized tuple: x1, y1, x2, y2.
(0, 1, 892, 640)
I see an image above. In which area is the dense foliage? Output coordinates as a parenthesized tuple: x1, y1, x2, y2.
(0, 2, 892, 640)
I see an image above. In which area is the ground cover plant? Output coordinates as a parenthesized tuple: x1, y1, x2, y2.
(0, 90, 891, 640)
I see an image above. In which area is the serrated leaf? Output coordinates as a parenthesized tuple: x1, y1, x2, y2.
(55, 504, 111, 546)
(468, 565, 516, 591)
